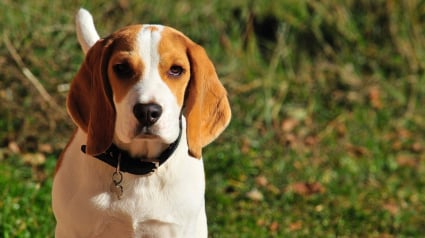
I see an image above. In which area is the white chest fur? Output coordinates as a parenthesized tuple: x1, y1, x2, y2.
(52, 128, 207, 237)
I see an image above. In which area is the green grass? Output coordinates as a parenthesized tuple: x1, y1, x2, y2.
(0, 155, 56, 238)
(1, 0, 425, 237)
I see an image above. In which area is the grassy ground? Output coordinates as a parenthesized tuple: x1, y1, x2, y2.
(1, 0, 425, 237)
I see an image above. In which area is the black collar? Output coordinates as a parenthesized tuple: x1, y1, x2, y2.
(81, 120, 182, 175)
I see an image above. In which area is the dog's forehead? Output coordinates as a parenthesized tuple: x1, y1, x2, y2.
(109, 24, 187, 51)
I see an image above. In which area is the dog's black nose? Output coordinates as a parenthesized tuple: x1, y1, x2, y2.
(133, 103, 163, 127)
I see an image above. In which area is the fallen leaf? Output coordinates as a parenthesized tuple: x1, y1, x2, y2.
(336, 122, 347, 137)
(22, 153, 46, 166)
(241, 137, 251, 154)
(284, 133, 297, 147)
(119, 0, 129, 9)
(383, 202, 399, 215)
(281, 118, 298, 132)
(315, 204, 324, 212)
(397, 128, 412, 140)
(246, 188, 264, 201)
(8, 141, 21, 153)
(269, 221, 279, 232)
(368, 86, 382, 109)
(289, 182, 325, 196)
(346, 144, 370, 157)
(255, 175, 268, 187)
(411, 142, 422, 153)
(396, 155, 418, 168)
(288, 221, 302, 231)
(38, 143, 53, 154)
(304, 135, 318, 146)
(377, 233, 394, 238)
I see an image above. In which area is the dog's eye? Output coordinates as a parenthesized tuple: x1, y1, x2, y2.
(168, 65, 184, 77)
(113, 62, 134, 78)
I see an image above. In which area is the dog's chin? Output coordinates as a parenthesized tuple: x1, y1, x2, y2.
(134, 133, 159, 140)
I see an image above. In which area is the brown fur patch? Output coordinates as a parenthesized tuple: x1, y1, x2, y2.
(107, 25, 144, 103)
(67, 38, 115, 155)
(184, 40, 232, 158)
(157, 28, 191, 107)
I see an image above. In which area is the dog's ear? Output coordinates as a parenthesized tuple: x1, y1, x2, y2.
(67, 38, 115, 155)
(75, 8, 100, 54)
(185, 42, 231, 158)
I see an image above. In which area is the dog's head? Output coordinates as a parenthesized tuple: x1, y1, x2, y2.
(67, 9, 231, 159)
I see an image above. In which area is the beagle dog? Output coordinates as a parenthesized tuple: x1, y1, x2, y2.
(52, 9, 231, 237)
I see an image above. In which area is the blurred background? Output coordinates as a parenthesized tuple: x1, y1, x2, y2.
(1, 0, 425, 237)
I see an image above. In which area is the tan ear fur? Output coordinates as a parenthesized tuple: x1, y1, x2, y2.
(67, 38, 115, 155)
(185, 42, 231, 158)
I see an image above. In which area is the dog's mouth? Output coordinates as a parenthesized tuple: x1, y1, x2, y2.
(134, 125, 160, 139)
